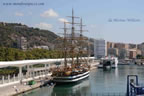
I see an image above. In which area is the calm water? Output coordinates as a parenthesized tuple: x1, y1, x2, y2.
(21, 65, 144, 96)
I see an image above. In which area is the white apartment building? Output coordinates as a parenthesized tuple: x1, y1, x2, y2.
(94, 39, 107, 59)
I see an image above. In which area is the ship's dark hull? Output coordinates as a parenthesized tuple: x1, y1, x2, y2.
(53, 71, 89, 84)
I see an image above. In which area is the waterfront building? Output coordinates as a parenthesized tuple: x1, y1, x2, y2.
(136, 49, 142, 56)
(107, 42, 115, 49)
(129, 44, 137, 49)
(114, 43, 125, 49)
(107, 48, 119, 57)
(124, 44, 129, 49)
(94, 39, 107, 59)
(118, 49, 129, 59)
(102, 41, 143, 59)
(107, 42, 129, 49)
(129, 49, 137, 59)
(137, 43, 144, 56)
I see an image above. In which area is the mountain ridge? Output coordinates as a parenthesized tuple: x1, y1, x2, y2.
(0, 22, 58, 49)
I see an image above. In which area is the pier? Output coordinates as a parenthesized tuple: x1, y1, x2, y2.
(0, 57, 95, 96)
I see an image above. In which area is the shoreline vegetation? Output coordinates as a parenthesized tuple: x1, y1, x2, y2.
(0, 47, 63, 61)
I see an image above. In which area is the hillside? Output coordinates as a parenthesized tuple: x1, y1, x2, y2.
(0, 22, 58, 49)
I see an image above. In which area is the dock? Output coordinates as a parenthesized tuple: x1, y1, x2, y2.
(0, 57, 96, 96)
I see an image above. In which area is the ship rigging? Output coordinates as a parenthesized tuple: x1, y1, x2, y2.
(52, 9, 90, 83)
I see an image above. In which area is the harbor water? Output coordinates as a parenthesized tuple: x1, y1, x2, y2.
(20, 65, 144, 96)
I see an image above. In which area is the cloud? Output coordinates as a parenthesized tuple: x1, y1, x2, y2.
(15, 12, 24, 16)
(35, 22, 53, 30)
(58, 18, 68, 23)
(41, 9, 58, 18)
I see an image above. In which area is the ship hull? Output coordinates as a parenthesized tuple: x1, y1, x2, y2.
(98, 64, 117, 68)
(98, 57, 118, 69)
(53, 71, 89, 83)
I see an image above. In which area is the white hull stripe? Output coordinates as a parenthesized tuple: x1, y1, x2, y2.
(53, 74, 89, 83)
(53, 71, 90, 79)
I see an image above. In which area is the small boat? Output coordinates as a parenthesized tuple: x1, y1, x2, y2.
(98, 56, 118, 69)
(41, 79, 55, 87)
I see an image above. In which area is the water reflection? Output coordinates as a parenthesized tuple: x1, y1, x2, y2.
(20, 86, 53, 96)
(115, 68, 118, 78)
(22, 65, 144, 96)
(51, 78, 90, 96)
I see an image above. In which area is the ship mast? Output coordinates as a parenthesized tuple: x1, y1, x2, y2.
(67, 9, 79, 69)
(60, 21, 69, 68)
(63, 22, 68, 67)
(77, 18, 88, 65)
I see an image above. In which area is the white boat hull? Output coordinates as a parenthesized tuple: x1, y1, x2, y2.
(111, 64, 117, 68)
(98, 64, 117, 68)
(98, 65, 103, 68)
(98, 57, 118, 69)
(53, 71, 89, 83)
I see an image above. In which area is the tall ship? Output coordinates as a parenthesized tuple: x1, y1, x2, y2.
(52, 9, 90, 83)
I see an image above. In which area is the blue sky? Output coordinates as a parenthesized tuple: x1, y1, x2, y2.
(0, 0, 144, 44)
